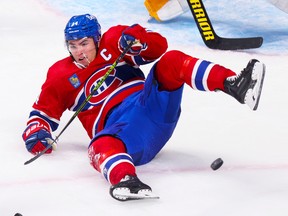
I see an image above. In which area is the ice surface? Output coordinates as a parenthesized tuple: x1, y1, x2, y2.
(1, 0, 288, 215)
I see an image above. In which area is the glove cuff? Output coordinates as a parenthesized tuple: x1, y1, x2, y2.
(22, 121, 50, 141)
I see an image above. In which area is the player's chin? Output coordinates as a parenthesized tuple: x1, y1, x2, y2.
(78, 60, 89, 67)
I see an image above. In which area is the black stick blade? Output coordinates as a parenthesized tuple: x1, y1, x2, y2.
(186, 0, 263, 50)
(205, 36, 263, 50)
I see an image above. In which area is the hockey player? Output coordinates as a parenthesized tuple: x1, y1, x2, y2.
(22, 14, 265, 201)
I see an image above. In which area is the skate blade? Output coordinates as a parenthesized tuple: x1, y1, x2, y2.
(113, 189, 160, 201)
(245, 62, 266, 110)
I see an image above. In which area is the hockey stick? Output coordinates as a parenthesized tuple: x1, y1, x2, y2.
(24, 41, 134, 165)
(186, 0, 263, 50)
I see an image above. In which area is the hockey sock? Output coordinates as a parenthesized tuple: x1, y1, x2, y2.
(88, 136, 136, 185)
(155, 50, 236, 91)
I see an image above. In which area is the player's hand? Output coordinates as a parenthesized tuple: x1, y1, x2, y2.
(120, 24, 147, 55)
(22, 122, 57, 155)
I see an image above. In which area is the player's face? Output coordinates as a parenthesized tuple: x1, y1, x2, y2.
(68, 37, 97, 67)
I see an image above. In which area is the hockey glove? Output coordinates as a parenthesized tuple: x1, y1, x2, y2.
(120, 24, 147, 55)
(22, 122, 56, 155)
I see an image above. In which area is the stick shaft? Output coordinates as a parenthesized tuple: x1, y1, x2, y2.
(24, 42, 133, 165)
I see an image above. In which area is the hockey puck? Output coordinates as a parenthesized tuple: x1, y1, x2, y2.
(14, 213, 23, 216)
(211, 158, 223, 170)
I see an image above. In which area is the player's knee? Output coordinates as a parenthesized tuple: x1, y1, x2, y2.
(88, 136, 126, 172)
(160, 50, 187, 66)
(156, 50, 189, 90)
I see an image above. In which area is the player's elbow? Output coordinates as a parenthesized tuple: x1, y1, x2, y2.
(155, 36, 168, 57)
(160, 37, 168, 54)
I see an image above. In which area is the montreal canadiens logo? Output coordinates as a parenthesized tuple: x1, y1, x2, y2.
(85, 65, 122, 105)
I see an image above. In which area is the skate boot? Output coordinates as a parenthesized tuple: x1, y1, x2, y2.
(224, 59, 265, 110)
(109, 175, 159, 201)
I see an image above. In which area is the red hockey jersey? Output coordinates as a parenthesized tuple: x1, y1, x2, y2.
(27, 24, 168, 139)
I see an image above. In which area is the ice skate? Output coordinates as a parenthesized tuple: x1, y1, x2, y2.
(224, 59, 265, 110)
(109, 175, 159, 201)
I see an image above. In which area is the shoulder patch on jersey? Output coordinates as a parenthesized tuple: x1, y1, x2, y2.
(69, 74, 81, 88)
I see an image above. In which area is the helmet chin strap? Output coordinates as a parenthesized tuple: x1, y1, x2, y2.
(73, 61, 86, 69)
